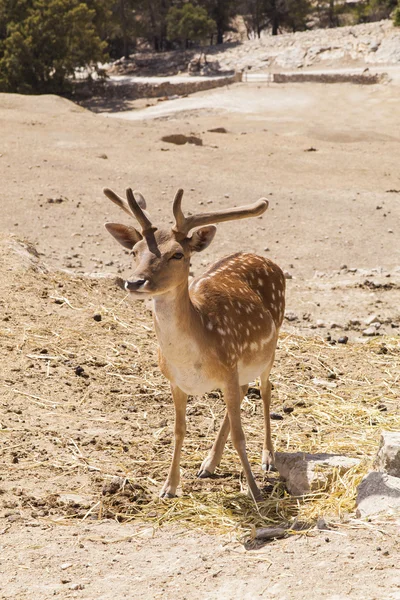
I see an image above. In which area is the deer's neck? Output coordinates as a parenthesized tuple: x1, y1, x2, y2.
(152, 283, 199, 359)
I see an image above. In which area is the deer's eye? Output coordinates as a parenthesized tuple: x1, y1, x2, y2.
(171, 252, 184, 260)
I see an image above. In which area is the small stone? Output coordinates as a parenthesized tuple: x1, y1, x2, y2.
(316, 517, 330, 530)
(363, 327, 379, 336)
(338, 336, 348, 344)
(284, 271, 293, 280)
(270, 412, 284, 420)
(374, 431, 400, 477)
(316, 320, 326, 328)
(61, 563, 73, 570)
(74, 366, 88, 378)
(284, 311, 298, 322)
(312, 378, 337, 389)
(365, 314, 380, 326)
(330, 322, 341, 329)
(254, 527, 287, 540)
(356, 472, 400, 518)
(69, 583, 85, 591)
(93, 314, 102, 322)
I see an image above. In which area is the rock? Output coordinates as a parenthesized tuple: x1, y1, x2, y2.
(316, 319, 326, 328)
(367, 36, 400, 64)
(254, 527, 287, 541)
(274, 452, 360, 496)
(374, 431, 400, 477)
(338, 336, 348, 344)
(284, 311, 298, 322)
(362, 326, 379, 336)
(312, 378, 337, 389)
(356, 472, 400, 518)
(275, 46, 306, 68)
(365, 314, 380, 326)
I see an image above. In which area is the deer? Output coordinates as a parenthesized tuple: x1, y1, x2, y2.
(103, 186, 285, 502)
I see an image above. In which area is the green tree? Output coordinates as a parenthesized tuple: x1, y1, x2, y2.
(0, 0, 108, 93)
(202, 0, 237, 44)
(166, 3, 216, 47)
(394, 0, 400, 24)
(350, 0, 398, 22)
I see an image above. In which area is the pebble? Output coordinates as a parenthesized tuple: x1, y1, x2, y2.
(316, 319, 326, 328)
(365, 314, 380, 326)
(338, 336, 349, 344)
(284, 311, 298, 322)
(363, 327, 379, 336)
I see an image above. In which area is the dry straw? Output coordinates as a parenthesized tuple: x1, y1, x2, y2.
(1, 267, 399, 535)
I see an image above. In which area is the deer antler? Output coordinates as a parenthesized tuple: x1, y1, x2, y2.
(103, 187, 156, 235)
(172, 189, 269, 238)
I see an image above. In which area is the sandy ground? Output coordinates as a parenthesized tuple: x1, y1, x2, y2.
(0, 76, 400, 598)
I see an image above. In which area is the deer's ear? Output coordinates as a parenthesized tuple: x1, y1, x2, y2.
(105, 223, 142, 249)
(188, 226, 217, 253)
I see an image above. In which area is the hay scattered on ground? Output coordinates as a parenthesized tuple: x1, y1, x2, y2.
(1, 260, 399, 535)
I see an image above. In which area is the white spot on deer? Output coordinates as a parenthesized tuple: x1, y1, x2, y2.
(207, 322, 213, 331)
(217, 328, 226, 336)
(246, 328, 250, 336)
(272, 292, 276, 301)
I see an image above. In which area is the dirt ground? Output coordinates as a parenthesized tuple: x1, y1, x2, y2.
(0, 74, 400, 599)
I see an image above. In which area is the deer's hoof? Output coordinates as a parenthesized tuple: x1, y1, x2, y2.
(262, 462, 277, 473)
(197, 469, 213, 479)
(159, 491, 176, 499)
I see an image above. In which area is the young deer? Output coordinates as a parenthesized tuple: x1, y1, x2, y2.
(104, 187, 285, 501)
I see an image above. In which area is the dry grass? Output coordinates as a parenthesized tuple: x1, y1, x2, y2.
(1, 243, 399, 535)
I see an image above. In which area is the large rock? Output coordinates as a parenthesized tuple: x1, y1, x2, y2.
(274, 452, 360, 496)
(374, 431, 400, 477)
(356, 471, 400, 518)
(366, 36, 400, 64)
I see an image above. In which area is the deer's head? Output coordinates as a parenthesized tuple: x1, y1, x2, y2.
(104, 187, 268, 297)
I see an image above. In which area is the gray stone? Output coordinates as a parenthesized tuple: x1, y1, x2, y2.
(366, 36, 400, 64)
(254, 527, 287, 541)
(275, 47, 306, 68)
(274, 452, 360, 496)
(374, 431, 400, 477)
(365, 314, 381, 326)
(363, 326, 379, 336)
(356, 471, 400, 518)
(284, 310, 298, 322)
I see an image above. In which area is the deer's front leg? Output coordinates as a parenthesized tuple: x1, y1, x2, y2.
(224, 375, 262, 502)
(160, 384, 187, 498)
(198, 385, 248, 478)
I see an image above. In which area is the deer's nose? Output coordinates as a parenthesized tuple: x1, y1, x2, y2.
(125, 278, 147, 291)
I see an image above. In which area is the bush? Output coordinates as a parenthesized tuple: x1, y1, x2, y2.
(0, 0, 108, 94)
(394, 2, 400, 24)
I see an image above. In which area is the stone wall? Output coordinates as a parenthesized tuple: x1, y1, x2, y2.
(76, 73, 241, 101)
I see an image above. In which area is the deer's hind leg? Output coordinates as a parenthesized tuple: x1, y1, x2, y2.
(197, 385, 248, 478)
(260, 367, 275, 472)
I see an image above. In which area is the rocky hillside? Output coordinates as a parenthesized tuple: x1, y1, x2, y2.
(209, 20, 400, 71)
